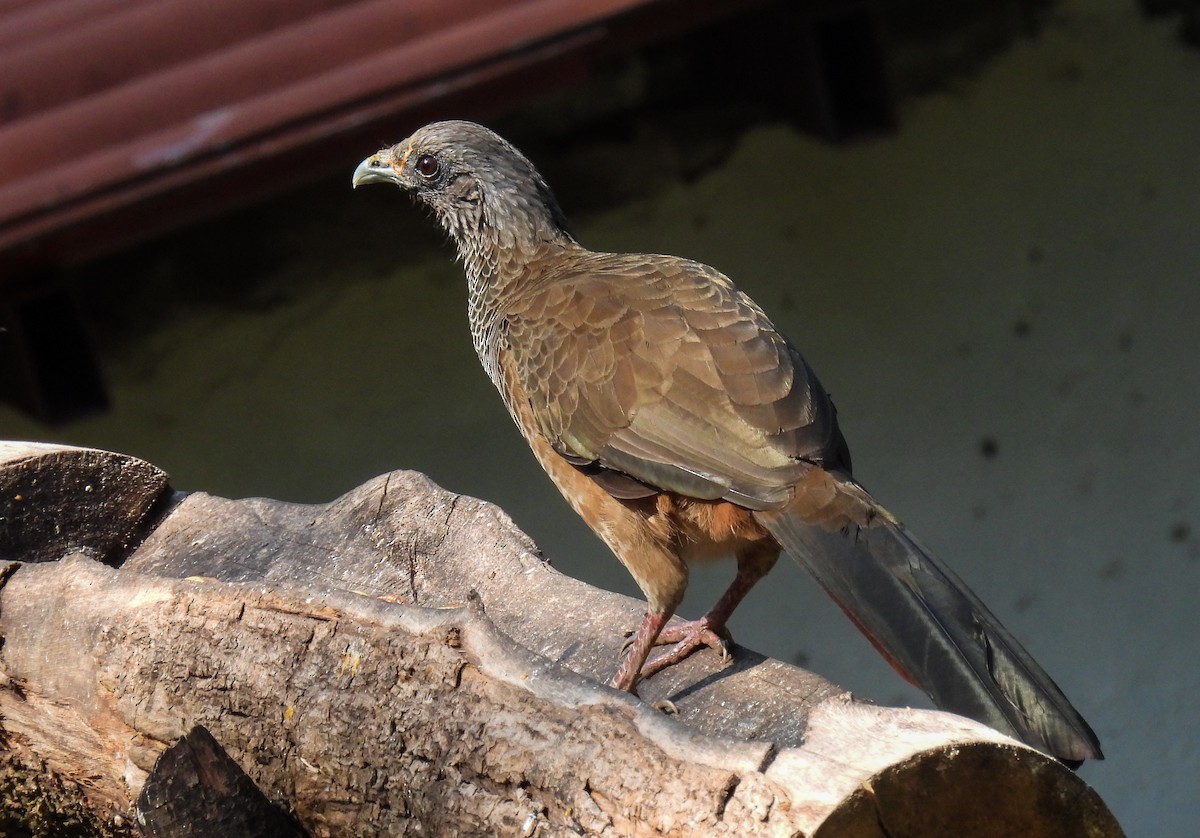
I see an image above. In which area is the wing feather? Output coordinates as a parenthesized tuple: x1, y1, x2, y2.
(502, 253, 846, 507)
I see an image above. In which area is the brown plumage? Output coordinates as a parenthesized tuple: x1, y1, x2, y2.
(353, 120, 1102, 763)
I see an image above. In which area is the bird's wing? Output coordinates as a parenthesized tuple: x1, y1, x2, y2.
(502, 253, 846, 509)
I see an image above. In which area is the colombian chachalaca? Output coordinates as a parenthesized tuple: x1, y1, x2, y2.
(353, 121, 1102, 763)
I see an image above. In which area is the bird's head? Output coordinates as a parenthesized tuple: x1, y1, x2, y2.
(353, 121, 572, 273)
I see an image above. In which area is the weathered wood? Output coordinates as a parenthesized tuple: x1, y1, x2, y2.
(0, 444, 1124, 836)
(0, 441, 170, 564)
(121, 470, 847, 744)
(135, 725, 306, 837)
(0, 734, 130, 838)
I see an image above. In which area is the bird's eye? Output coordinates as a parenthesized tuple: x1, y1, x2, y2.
(414, 154, 440, 179)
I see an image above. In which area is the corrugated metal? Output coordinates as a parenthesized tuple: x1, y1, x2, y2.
(0, 0, 767, 277)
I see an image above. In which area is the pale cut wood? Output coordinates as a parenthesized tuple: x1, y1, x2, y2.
(0, 443, 1124, 836)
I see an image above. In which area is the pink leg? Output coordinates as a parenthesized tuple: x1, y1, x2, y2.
(611, 609, 672, 692)
(640, 545, 779, 681)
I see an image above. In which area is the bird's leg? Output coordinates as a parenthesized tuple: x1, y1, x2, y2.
(639, 543, 780, 681)
(611, 609, 673, 692)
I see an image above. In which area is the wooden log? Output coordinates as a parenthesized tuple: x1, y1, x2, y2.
(0, 440, 169, 564)
(0, 443, 1124, 836)
(135, 725, 307, 837)
(121, 469, 846, 742)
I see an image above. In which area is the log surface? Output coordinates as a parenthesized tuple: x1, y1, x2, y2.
(0, 443, 1124, 837)
(122, 469, 846, 745)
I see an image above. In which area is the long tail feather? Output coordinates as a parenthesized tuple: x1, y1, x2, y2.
(757, 491, 1103, 763)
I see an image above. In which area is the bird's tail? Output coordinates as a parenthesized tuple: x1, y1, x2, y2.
(755, 474, 1103, 764)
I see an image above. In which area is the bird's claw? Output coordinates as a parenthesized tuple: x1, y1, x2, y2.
(619, 628, 638, 657)
(639, 619, 734, 680)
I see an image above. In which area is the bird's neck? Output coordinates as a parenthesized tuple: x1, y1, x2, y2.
(458, 221, 577, 387)
(447, 197, 570, 282)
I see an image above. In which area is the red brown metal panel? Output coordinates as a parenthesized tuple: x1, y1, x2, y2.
(0, 0, 612, 253)
(0, 0, 361, 119)
(0, 0, 49, 17)
(0, 0, 500, 179)
(0, 0, 768, 277)
(0, 0, 137, 52)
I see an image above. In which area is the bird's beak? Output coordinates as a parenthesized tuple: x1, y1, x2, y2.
(352, 149, 403, 188)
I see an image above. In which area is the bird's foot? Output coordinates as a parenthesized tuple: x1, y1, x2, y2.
(611, 613, 733, 692)
(639, 618, 733, 680)
(611, 611, 672, 692)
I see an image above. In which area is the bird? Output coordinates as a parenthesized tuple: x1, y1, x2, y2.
(352, 120, 1102, 764)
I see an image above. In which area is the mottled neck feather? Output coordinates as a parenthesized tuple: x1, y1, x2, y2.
(434, 171, 577, 386)
(442, 173, 570, 277)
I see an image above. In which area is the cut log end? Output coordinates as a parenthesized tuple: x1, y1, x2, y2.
(0, 441, 171, 565)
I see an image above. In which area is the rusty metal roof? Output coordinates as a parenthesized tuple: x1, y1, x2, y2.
(0, 0, 766, 278)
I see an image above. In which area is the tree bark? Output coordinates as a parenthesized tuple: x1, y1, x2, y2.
(0, 442, 1123, 837)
